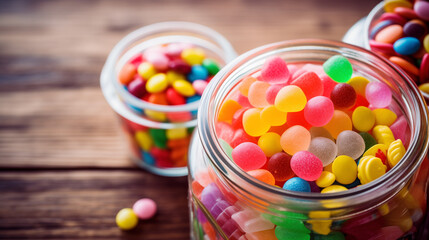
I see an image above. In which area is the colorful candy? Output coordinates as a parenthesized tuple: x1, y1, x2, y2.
(116, 208, 139, 230)
(133, 198, 157, 220)
(232, 142, 267, 171)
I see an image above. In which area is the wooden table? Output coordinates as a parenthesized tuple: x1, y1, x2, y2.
(0, 0, 382, 239)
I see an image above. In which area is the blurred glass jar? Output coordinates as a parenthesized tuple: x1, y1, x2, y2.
(343, 1, 429, 102)
(100, 22, 237, 176)
(188, 40, 429, 239)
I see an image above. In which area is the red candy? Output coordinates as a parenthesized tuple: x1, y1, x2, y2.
(231, 142, 267, 171)
(260, 56, 291, 84)
(266, 152, 294, 181)
(166, 88, 186, 105)
(290, 151, 323, 181)
(304, 96, 334, 127)
(330, 83, 357, 108)
(290, 71, 323, 99)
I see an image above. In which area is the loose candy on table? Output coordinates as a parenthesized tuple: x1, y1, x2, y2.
(116, 208, 139, 230)
(133, 198, 157, 220)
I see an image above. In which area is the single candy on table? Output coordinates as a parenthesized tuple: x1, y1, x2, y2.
(116, 208, 139, 230)
(133, 198, 157, 220)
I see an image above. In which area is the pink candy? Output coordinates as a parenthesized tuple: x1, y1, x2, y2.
(133, 198, 157, 220)
(260, 56, 290, 84)
(290, 151, 323, 181)
(232, 142, 266, 171)
(291, 71, 323, 99)
(304, 96, 334, 127)
(365, 82, 392, 108)
(192, 80, 208, 95)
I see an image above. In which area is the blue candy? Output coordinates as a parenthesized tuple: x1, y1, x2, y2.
(187, 65, 209, 82)
(393, 37, 421, 55)
(283, 177, 311, 192)
(142, 151, 155, 165)
(369, 20, 394, 39)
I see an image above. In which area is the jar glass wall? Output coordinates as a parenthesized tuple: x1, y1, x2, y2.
(101, 22, 237, 176)
(188, 40, 429, 239)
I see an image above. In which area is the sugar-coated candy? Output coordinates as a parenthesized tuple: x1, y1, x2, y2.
(275, 225, 311, 240)
(330, 83, 356, 108)
(248, 81, 270, 108)
(274, 85, 307, 112)
(352, 106, 375, 132)
(389, 56, 419, 75)
(242, 108, 271, 137)
(239, 77, 257, 97)
(375, 24, 403, 43)
(320, 185, 348, 193)
(304, 96, 334, 127)
(324, 110, 352, 139)
(135, 131, 153, 151)
(348, 76, 369, 97)
(320, 74, 338, 97)
(232, 142, 267, 171)
(286, 110, 312, 129)
(291, 72, 323, 99)
(247, 169, 275, 185)
(138, 62, 156, 80)
(283, 177, 311, 192)
(366, 82, 392, 109)
(415, 1, 429, 21)
(403, 20, 427, 39)
(290, 151, 323, 181)
(119, 63, 137, 85)
(359, 132, 377, 152)
(202, 58, 220, 75)
(373, 125, 395, 146)
(358, 156, 387, 184)
(260, 56, 290, 84)
(373, 108, 397, 126)
(280, 125, 311, 155)
(332, 155, 357, 185)
(308, 137, 337, 167)
(315, 171, 336, 188)
(187, 65, 209, 82)
(258, 132, 282, 157)
(218, 99, 242, 123)
(390, 116, 408, 144)
(393, 37, 421, 55)
(265, 84, 284, 105)
(230, 128, 257, 148)
(266, 152, 294, 181)
(146, 73, 168, 93)
(387, 139, 406, 168)
(309, 127, 334, 140)
(260, 105, 287, 127)
(323, 55, 353, 83)
(116, 208, 138, 230)
(133, 198, 157, 220)
(336, 130, 365, 160)
(181, 48, 205, 65)
(172, 79, 195, 97)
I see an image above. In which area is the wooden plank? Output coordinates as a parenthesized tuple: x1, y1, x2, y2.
(0, 170, 190, 239)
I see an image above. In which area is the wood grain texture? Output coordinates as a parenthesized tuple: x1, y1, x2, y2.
(0, 0, 383, 239)
(0, 170, 189, 240)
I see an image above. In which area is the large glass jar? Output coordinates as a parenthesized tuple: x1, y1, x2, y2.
(188, 40, 429, 239)
(100, 22, 237, 176)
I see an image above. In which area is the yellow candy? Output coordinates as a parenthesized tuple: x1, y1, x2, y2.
(166, 128, 188, 140)
(258, 132, 282, 157)
(172, 79, 195, 97)
(384, 205, 413, 232)
(138, 62, 156, 80)
(218, 99, 242, 123)
(260, 105, 287, 126)
(384, 0, 412, 12)
(348, 76, 369, 96)
(419, 83, 429, 94)
(116, 208, 138, 230)
(181, 48, 205, 65)
(332, 155, 357, 185)
(373, 108, 397, 126)
(321, 185, 348, 194)
(146, 73, 168, 93)
(352, 106, 375, 132)
(358, 156, 386, 184)
(363, 143, 388, 157)
(424, 34, 429, 53)
(166, 70, 185, 84)
(316, 171, 336, 188)
(242, 108, 270, 137)
(145, 109, 167, 122)
(387, 139, 405, 168)
(135, 131, 153, 151)
(308, 211, 332, 235)
(274, 85, 307, 112)
(378, 203, 390, 216)
(373, 125, 395, 145)
(324, 163, 333, 172)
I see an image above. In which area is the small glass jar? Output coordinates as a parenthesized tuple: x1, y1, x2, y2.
(100, 22, 237, 176)
(188, 40, 429, 239)
(343, 1, 429, 102)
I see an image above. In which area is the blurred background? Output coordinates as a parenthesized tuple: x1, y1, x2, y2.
(0, 0, 379, 239)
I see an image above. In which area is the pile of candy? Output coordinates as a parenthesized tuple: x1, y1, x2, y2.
(116, 198, 157, 230)
(368, 0, 429, 95)
(117, 43, 220, 168)
(190, 54, 414, 239)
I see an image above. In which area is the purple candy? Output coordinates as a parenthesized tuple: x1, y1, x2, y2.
(403, 20, 427, 39)
(415, 1, 429, 21)
(210, 200, 231, 219)
(197, 208, 207, 223)
(201, 183, 224, 210)
(128, 77, 146, 98)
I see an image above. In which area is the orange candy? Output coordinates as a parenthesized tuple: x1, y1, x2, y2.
(247, 169, 276, 185)
(239, 76, 257, 96)
(148, 93, 168, 105)
(375, 25, 403, 44)
(324, 110, 352, 139)
(218, 99, 242, 123)
(389, 56, 419, 76)
(118, 63, 137, 85)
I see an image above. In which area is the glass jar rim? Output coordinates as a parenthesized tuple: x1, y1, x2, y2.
(197, 39, 429, 211)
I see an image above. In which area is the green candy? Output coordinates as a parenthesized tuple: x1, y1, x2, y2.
(219, 139, 233, 159)
(323, 55, 353, 83)
(149, 128, 167, 149)
(359, 132, 377, 152)
(275, 226, 310, 240)
(263, 211, 309, 233)
(202, 58, 220, 75)
(313, 231, 345, 240)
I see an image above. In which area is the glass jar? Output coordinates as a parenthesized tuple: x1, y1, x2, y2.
(343, 1, 429, 102)
(100, 22, 237, 176)
(188, 40, 429, 239)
